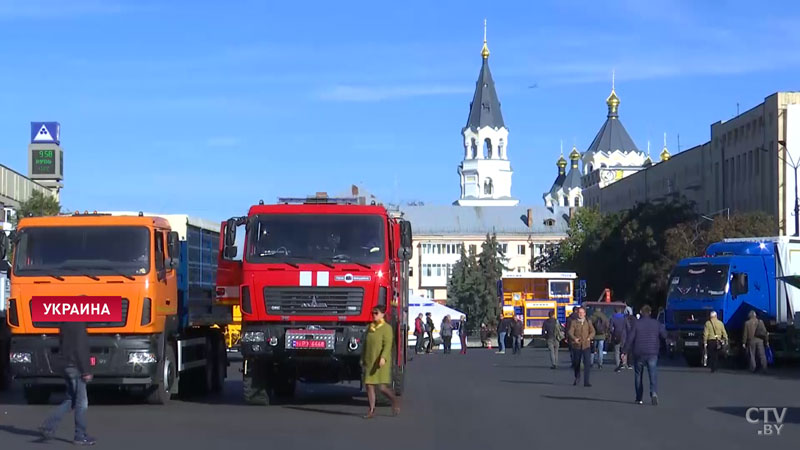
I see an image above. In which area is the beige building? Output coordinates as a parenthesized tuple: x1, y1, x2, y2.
(400, 205, 569, 302)
(598, 92, 800, 235)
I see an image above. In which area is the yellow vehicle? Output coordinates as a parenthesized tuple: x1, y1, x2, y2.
(498, 272, 578, 336)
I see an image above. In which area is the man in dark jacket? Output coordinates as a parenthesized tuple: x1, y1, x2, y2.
(624, 305, 667, 406)
(496, 315, 512, 354)
(425, 312, 435, 353)
(40, 322, 95, 445)
(590, 309, 609, 369)
(742, 310, 769, 373)
(542, 310, 563, 369)
(511, 316, 524, 355)
(609, 306, 628, 372)
(566, 309, 578, 365)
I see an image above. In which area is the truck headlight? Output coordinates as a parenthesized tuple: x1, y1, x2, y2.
(128, 351, 158, 364)
(242, 331, 265, 343)
(10, 352, 32, 363)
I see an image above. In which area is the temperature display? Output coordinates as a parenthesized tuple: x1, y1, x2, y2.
(31, 149, 56, 175)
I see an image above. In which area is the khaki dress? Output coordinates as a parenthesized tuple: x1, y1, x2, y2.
(362, 321, 393, 385)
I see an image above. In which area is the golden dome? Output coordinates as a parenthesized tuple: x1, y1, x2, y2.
(557, 154, 567, 168)
(569, 146, 581, 161)
(660, 146, 671, 161)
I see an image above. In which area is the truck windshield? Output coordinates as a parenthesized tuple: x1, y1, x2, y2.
(668, 264, 729, 299)
(247, 214, 386, 265)
(14, 226, 150, 277)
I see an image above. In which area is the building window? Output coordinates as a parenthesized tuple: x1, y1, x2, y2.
(573, 197, 580, 207)
(518, 244, 526, 255)
(499, 243, 508, 254)
(409, 267, 414, 277)
(426, 289, 434, 299)
(435, 265, 442, 277)
(425, 265, 431, 277)
(469, 244, 476, 254)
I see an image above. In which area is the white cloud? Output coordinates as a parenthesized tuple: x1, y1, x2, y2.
(317, 84, 471, 102)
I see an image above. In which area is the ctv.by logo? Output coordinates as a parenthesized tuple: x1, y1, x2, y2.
(746, 407, 788, 436)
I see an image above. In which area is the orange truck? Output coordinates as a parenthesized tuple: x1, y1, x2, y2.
(5, 212, 231, 404)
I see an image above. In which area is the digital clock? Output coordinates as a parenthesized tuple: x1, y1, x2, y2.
(31, 149, 56, 175)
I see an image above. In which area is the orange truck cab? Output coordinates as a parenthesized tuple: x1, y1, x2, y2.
(6, 212, 230, 404)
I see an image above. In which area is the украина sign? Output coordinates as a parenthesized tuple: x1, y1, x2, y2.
(30, 296, 123, 322)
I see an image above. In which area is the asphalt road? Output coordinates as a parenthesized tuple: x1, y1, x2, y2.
(0, 348, 797, 450)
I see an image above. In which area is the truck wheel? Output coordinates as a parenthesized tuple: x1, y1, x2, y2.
(147, 345, 176, 404)
(684, 350, 703, 367)
(212, 335, 227, 393)
(24, 386, 51, 404)
(243, 374, 268, 405)
(273, 376, 295, 399)
(392, 370, 405, 396)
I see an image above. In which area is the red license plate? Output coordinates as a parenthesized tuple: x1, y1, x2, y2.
(90, 356, 96, 366)
(291, 339, 326, 349)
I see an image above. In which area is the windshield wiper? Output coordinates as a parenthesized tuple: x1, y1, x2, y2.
(17, 268, 65, 281)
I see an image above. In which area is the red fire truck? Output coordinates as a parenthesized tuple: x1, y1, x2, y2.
(217, 195, 412, 405)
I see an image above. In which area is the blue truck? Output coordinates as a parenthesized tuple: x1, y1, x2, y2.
(665, 237, 800, 366)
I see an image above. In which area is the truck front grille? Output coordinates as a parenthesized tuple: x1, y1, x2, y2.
(31, 298, 129, 328)
(263, 287, 364, 316)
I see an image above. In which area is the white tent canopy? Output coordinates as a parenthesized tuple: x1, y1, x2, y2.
(408, 297, 467, 349)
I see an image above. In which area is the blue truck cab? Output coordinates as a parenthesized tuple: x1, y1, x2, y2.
(665, 237, 800, 366)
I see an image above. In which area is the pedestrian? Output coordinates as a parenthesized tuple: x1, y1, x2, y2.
(590, 307, 609, 369)
(609, 306, 628, 372)
(742, 310, 769, 373)
(479, 323, 488, 348)
(703, 311, 728, 373)
(624, 305, 667, 405)
(39, 321, 96, 445)
(567, 307, 596, 387)
(566, 309, 578, 365)
(511, 315, 524, 355)
(623, 310, 636, 370)
(413, 313, 425, 355)
(496, 314, 511, 354)
(459, 315, 468, 354)
(425, 312, 435, 353)
(440, 315, 453, 354)
(542, 310, 563, 369)
(361, 306, 400, 419)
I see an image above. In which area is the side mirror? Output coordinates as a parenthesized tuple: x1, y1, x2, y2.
(224, 246, 238, 259)
(225, 218, 237, 246)
(0, 232, 8, 260)
(399, 220, 412, 260)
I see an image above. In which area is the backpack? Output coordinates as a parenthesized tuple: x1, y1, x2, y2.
(593, 316, 608, 335)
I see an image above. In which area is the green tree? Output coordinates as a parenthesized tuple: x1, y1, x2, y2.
(475, 233, 507, 330)
(447, 245, 482, 332)
(15, 190, 61, 222)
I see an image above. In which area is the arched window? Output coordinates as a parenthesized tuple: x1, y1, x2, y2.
(484, 138, 492, 159)
(573, 197, 580, 207)
(586, 163, 593, 175)
(562, 197, 567, 207)
(484, 177, 494, 195)
(471, 138, 478, 159)
(498, 138, 505, 159)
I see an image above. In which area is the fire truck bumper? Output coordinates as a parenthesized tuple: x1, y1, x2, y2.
(240, 323, 368, 358)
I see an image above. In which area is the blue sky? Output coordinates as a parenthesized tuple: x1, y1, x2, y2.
(1, 0, 799, 221)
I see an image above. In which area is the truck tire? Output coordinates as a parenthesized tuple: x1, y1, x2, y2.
(24, 386, 51, 405)
(243, 374, 268, 405)
(212, 335, 227, 393)
(392, 369, 405, 396)
(147, 345, 176, 404)
(684, 350, 703, 367)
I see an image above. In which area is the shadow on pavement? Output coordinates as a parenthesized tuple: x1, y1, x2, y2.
(500, 380, 554, 385)
(541, 395, 633, 405)
(708, 406, 800, 424)
(0, 425, 74, 444)
(282, 405, 363, 417)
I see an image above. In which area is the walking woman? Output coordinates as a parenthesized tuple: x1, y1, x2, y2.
(361, 306, 400, 419)
(441, 315, 454, 354)
(459, 315, 468, 354)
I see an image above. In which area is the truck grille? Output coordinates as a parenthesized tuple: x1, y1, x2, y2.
(673, 310, 709, 326)
(31, 298, 129, 328)
(263, 287, 364, 316)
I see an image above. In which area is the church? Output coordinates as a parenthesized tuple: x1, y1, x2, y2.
(543, 77, 671, 208)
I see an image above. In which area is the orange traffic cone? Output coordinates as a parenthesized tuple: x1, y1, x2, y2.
(487, 340, 492, 350)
